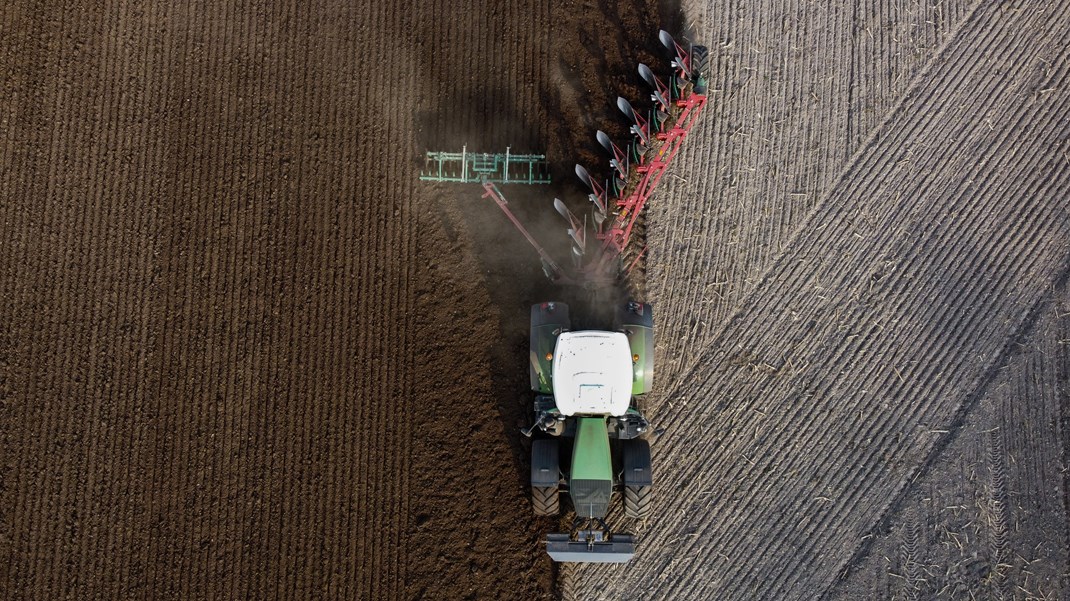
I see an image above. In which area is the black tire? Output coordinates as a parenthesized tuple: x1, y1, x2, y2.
(532, 485, 559, 516)
(690, 46, 710, 94)
(691, 46, 709, 74)
(624, 485, 652, 519)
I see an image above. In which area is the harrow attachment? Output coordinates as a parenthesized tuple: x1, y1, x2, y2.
(456, 30, 709, 291)
(419, 146, 551, 184)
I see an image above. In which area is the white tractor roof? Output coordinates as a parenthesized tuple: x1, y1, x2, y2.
(552, 331, 633, 416)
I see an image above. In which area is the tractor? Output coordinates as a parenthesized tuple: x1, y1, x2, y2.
(524, 300, 654, 562)
(516, 29, 707, 563)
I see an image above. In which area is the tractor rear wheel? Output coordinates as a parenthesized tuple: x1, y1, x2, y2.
(624, 484, 652, 519)
(532, 485, 559, 516)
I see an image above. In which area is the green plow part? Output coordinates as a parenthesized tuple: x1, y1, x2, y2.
(419, 145, 551, 184)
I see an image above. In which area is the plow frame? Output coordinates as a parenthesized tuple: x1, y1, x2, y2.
(599, 92, 707, 256)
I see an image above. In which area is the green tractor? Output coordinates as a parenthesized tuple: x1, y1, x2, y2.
(523, 301, 654, 563)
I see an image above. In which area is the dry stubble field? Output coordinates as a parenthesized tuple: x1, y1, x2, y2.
(569, 0, 1069, 599)
(1, 0, 1067, 600)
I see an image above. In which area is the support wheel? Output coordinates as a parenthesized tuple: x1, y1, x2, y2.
(532, 485, 559, 516)
(624, 485, 652, 519)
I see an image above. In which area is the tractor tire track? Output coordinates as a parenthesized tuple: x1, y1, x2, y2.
(570, 1, 1070, 598)
(893, 504, 926, 600)
(830, 286, 1070, 600)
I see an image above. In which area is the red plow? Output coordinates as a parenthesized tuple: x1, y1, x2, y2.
(481, 30, 709, 290)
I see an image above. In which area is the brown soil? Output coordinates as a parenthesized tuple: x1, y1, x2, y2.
(4, 0, 1067, 600)
(0, 0, 682, 599)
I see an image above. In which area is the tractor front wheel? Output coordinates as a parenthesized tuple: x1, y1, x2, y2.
(624, 484, 651, 519)
(532, 485, 560, 516)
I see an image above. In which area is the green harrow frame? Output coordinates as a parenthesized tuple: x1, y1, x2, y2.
(419, 145, 552, 185)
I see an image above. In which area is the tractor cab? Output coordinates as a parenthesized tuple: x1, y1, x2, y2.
(552, 331, 633, 417)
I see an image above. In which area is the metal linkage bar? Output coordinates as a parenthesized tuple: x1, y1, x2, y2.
(481, 181, 567, 283)
(420, 145, 552, 184)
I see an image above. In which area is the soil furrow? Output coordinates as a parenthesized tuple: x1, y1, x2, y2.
(3, 1, 1065, 599)
(831, 283, 1069, 600)
(719, 65, 1070, 598)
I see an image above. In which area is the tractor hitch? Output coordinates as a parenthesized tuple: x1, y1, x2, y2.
(545, 518, 636, 563)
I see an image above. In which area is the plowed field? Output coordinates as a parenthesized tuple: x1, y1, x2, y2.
(0, 0, 674, 599)
(2, 0, 1067, 600)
